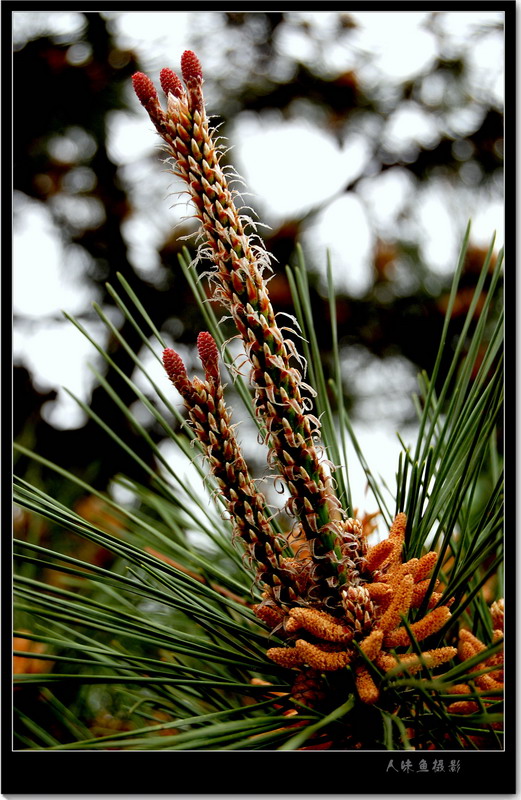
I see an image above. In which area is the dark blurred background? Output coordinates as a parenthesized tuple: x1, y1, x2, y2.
(13, 10, 504, 508)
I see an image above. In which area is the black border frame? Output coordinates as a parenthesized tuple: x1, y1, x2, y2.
(3, 1, 515, 794)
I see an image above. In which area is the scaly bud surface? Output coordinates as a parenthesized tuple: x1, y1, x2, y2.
(162, 348, 193, 398)
(197, 331, 220, 385)
(180, 49, 203, 84)
(132, 72, 158, 105)
(159, 67, 184, 99)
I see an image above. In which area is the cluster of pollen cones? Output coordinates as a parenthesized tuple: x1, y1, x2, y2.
(133, 51, 503, 719)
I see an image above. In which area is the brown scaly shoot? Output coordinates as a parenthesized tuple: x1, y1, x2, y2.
(163, 331, 302, 602)
(133, 52, 357, 606)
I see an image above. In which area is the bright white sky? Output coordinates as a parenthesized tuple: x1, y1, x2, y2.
(13, 10, 504, 518)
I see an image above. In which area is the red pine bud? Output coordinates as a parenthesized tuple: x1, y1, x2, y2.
(132, 72, 158, 106)
(197, 332, 220, 384)
(181, 50, 203, 85)
(163, 348, 192, 397)
(160, 68, 184, 99)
